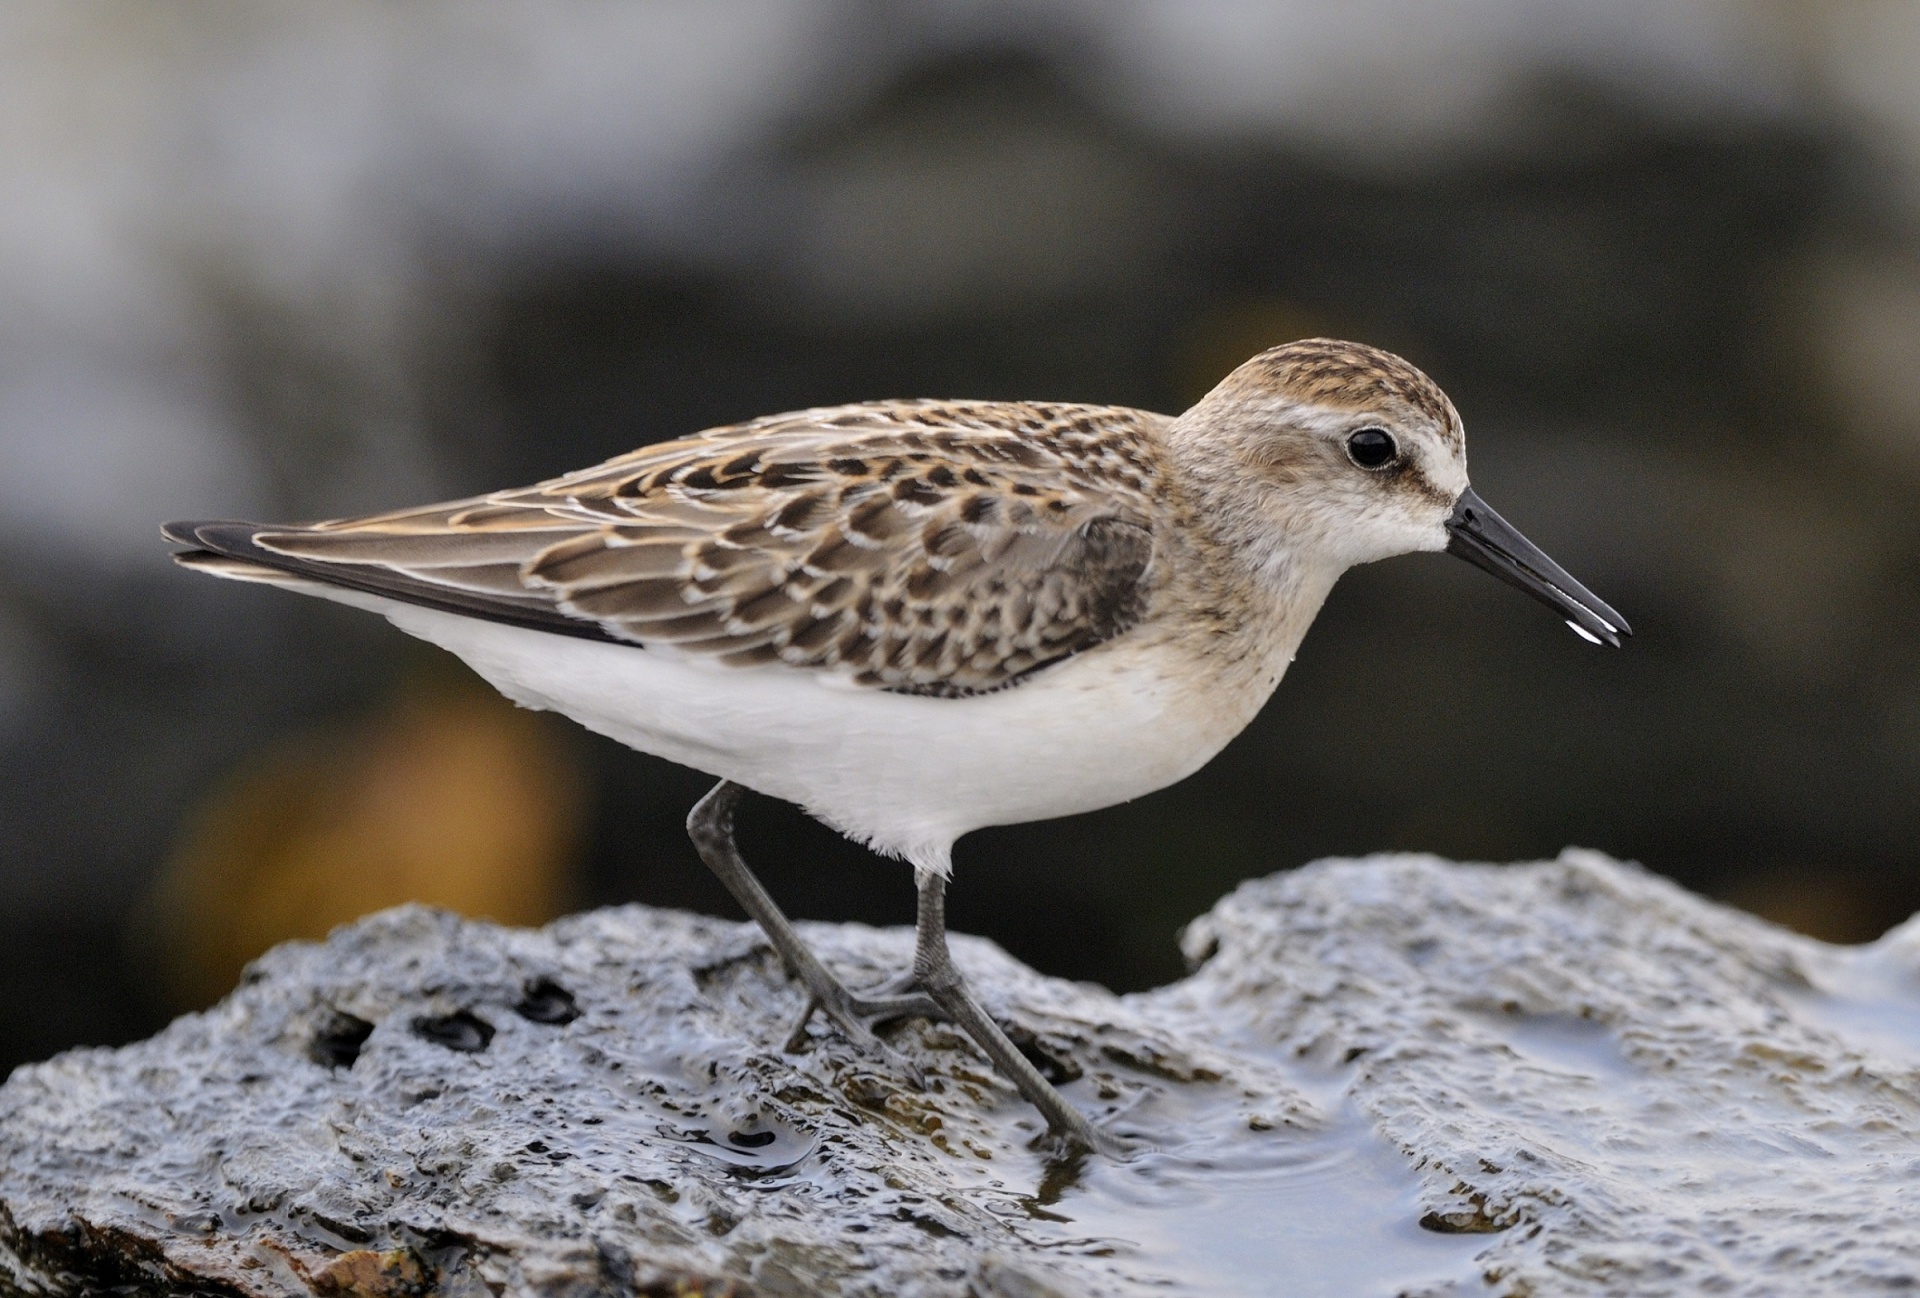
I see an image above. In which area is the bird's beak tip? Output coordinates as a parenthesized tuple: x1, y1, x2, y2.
(1445, 487, 1630, 649)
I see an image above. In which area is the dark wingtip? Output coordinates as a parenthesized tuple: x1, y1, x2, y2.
(160, 519, 208, 546)
(162, 520, 274, 556)
(158, 515, 627, 646)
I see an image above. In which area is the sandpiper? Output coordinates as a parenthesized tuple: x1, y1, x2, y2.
(165, 338, 1628, 1154)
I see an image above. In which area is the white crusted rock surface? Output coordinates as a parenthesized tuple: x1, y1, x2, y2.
(3, 850, 1919, 1296)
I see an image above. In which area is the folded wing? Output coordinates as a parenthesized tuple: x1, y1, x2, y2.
(168, 400, 1166, 696)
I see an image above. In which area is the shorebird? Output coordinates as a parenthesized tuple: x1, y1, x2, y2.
(165, 339, 1627, 1154)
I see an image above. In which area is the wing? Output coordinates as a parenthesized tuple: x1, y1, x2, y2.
(169, 399, 1168, 695)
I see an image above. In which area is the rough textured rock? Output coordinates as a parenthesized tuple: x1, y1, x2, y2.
(4, 850, 1920, 1296)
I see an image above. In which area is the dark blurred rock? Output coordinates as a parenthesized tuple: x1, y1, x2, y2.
(5, 852, 1920, 1296)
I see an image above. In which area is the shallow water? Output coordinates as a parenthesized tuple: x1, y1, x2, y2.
(1484, 1010, 1637, 1081)
(1050, 1109, 1489, 1296)
(1799, 941, 1920, 1069)
(919, 1059, 1494, 1298)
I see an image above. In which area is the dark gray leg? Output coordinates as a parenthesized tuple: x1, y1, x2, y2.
(909, 868, 1117, 1157)
(685, 781, 940, 1074)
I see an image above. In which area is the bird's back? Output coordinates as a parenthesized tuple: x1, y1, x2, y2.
(171, 398, 1178, 697)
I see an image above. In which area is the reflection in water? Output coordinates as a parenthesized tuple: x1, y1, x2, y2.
(665, 1114, 819, 1175)
(899, 1058, 1495, 1297)
(1048, 1109, 1490, 1296)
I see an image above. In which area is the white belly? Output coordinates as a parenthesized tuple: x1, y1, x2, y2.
(365, 599, 1273, 875)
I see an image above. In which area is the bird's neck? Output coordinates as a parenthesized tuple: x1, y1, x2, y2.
(1156, 459, 1347, 693)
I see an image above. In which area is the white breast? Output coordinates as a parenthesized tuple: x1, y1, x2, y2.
(362, 597, 1280, 875)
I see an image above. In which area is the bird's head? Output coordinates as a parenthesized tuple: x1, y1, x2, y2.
(1176, 338, 1630, 646)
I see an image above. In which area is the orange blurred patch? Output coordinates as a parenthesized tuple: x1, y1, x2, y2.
(1721, 868, 1889, 945)
(149, 677, 585, 1008)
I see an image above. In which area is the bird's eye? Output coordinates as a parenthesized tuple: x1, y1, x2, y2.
(1346, 428, 1398, 469)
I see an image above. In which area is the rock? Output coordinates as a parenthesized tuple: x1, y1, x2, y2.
(4, 849, 1920, 1296)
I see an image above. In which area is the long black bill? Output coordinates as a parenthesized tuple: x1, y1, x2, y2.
(1444, 487, 1631, 647)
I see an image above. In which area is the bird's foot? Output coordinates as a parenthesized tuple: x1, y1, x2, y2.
(785, 963, 1135, 1158)
(911, 974, 1134, 1159)
(781, 968, 946, 1086)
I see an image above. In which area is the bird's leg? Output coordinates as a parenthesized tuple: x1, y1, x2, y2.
(684, 781, 940, 1075)
(908, 868, 1118, 1157)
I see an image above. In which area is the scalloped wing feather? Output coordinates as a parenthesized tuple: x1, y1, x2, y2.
(244, 400, 1168, 695)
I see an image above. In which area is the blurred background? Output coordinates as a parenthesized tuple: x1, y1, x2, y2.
(5, 0, 1920, 1070)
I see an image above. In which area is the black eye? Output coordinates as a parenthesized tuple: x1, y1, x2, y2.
(1346, 428, 1397, 469)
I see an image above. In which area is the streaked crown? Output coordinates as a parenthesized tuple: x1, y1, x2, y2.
(1232, 338, 1463, 451)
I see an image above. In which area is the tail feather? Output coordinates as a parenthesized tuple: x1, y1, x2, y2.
(163, 519, 623, 645)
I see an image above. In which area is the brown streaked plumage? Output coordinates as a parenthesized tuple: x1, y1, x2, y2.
(163, 339, 1627, 1155)
(1231, 336, 1465, 447)
(203, 400, 1169, 698)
